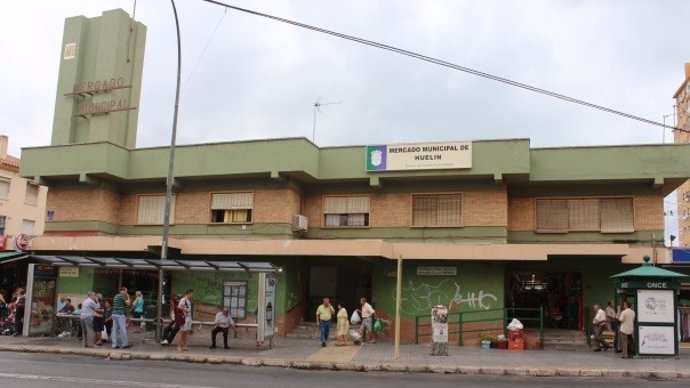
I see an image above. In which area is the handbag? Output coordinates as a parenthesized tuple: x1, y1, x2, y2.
(373, 318, 382, 332)
(350, 310, 361, 325)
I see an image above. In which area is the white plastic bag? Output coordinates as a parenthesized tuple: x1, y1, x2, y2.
(507, 318, 524, 331)
(350, 310, 361, 325)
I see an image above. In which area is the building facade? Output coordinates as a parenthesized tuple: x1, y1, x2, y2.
(674, 63, 690, 247)
(13, 9, 690, 344)
(0, 135, 48, 294)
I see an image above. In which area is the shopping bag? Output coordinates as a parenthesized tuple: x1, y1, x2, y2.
(373, 319, 382, 332)
(350, 310, 361, 325)
(101, 329, 108, 341)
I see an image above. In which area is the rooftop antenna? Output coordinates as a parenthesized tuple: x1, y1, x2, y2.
(312, 98, 341, 143)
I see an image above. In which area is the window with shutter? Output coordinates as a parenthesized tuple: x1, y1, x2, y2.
(210, 192, 253, 223)
(535, 197, 634, 234)
(536, 199, 568, 233)
(412, 194, 463, 227)
(323, 195, 370, 227)
(600, 198, 634, 233)
(0, 178, 10, 200)
(137, 195, 175, 225)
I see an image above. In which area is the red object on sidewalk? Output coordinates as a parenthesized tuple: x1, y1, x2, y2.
(508, 338, 525, 350)
(508, 329, 524, 340)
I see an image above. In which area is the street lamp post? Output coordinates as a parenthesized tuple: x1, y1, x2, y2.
(156, 0, 183, 342)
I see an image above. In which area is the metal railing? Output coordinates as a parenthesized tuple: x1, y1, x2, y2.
(415, 307, 544, 348)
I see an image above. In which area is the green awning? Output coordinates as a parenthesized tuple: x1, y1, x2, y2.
(610, 256, 689, 279)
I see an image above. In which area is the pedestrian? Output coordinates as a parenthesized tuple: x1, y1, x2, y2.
(210, 307, 235, 349)
(0, 290, 7, 320)
(618, 300, 636, 359)
(93, 293, 105, 346)
(131, 291, 145, 333)
(161, 295, 183, 346)
(177, 289, 194, 352)
(591, 304, 609, 351)
(605, 300, 619, 351)
(315, 297, 335, 347)
(335, 302, 349, 346)
(111, 287, 132, 349)
(359, 297, 377, 343)
(80, 291, 100, 348)
(12, 288, 26, 336)
(103, 299, 113, 343)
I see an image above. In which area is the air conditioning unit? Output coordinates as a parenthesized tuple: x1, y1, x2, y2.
(292, 215, 308, 232)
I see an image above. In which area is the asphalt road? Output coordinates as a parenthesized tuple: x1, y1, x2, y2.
(0, 351, 685, 388)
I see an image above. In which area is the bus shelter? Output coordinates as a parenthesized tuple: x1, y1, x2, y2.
(21, 255, 279, 348)
(610, 256, 688, 358)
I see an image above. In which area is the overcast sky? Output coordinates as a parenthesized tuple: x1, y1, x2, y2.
(1, 0, 687, 241)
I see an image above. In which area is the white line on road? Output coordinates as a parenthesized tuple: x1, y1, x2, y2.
(0, 372, 219, 388)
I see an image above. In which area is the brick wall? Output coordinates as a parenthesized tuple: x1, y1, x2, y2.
(47, 186, 120, 224)
(508, 197, 534, 231)
(464, 190, 507, 227)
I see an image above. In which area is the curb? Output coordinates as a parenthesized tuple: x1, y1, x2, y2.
(0, 345, 687, 380)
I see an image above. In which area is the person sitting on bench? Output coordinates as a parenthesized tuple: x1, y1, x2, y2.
(210, 307, 235, 349)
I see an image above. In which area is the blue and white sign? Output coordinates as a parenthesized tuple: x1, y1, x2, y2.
(366, 142, 472, 172)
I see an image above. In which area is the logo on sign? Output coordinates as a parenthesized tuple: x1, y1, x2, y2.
(13, 234, 31, 252)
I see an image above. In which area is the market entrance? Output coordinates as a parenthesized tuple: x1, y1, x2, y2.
(507, 270, 583, 330)
(304, 259, 372, 322)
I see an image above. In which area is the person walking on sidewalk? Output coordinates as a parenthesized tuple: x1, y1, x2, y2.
(316, 297, 335, 347)
(177, 289, 194, 352)
(592, 304, 610, 351)
(359, 298, 377, 344)
(210, 307, 235, 349)
(335, 303, 349, 346)
(131, 291, 145, 333)
(12, 288, 26, 336)
(618, 300, 636, 359)
(80, 291, 101, 348)
(111, 287, 132, 349)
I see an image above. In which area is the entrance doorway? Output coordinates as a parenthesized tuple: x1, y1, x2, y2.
(305, 263, 372, 322)
(507, 271, 583, 330)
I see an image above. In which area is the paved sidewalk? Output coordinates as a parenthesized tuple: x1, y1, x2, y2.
(1, 334, 689, 380)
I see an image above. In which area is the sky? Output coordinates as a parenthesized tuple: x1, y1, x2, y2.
(0, 0, 688, 242)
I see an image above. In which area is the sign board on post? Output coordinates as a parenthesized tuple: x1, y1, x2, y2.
(23, 264, 58, 337)
(366, 142, 472, 172)
(417, 266, 457, 276)
(431, 305, 449, 356)
(58, 267, 79, 278)
(257, 273, 276, 348)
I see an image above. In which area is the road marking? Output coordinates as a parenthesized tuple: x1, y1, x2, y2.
(306, 344, 361, 363)
(0, 372, 218, 388)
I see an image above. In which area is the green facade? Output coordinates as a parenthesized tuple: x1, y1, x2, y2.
(52, 9, 146, 149)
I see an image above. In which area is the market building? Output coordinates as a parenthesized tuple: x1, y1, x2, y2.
(13, 9, 690, 344)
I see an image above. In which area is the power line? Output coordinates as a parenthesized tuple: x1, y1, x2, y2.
(184, 7, 228, 88)
(201, 0, 687, 133)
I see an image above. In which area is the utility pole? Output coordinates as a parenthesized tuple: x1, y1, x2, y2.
(157, 0, 183, 342)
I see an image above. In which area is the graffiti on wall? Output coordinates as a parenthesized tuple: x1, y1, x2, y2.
(396, 280, 498, 316)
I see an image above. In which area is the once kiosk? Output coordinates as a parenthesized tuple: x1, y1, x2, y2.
(610, 256, 688, 358)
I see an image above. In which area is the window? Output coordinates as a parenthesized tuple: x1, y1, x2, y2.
(223, 282, 247, 319)
(137, 195, 175, 225)
(22, 219, 35, 235)
(25, 183, 39, 205)
(0, 178, 9, 200)
(210, 192, 253, 224)
(536, 197, 634, 234)
(412, 193, 463, 227)
(323, 195, 370, 227)
(0, 216, 6, 235)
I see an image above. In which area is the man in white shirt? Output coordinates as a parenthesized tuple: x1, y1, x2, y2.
(591, 304, 609, 351)
(359, 297, 377, 343)
(177, 289, 193, 352)
(80, 291, 102, 348)
(210, 307, 235, 349)
(618, 300, 636, 359)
